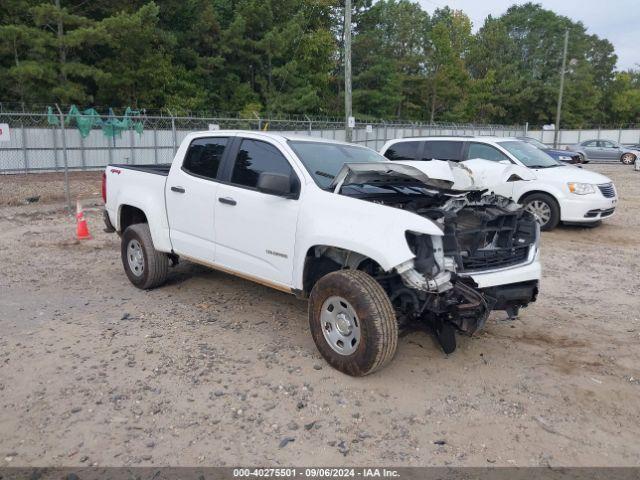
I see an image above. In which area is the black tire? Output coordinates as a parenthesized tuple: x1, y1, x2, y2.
(522, 192, 560, 231)
(121, 223, 168, 290)
(308, 270, 398, 376)
(620, 153, 636, 165)
(578, 153, 588, 164)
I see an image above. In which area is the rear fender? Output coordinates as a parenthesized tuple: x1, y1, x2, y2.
(116, 196, 172, 253)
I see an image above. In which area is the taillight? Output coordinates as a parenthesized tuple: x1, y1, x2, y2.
(101, 171, 107, 203)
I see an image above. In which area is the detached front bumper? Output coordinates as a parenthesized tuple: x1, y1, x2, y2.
(461, 245, 541, 289)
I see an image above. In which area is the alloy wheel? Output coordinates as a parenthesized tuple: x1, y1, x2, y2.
(524, 200, 551, 227)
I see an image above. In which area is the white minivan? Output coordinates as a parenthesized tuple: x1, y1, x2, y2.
(380, 136, 618, 230)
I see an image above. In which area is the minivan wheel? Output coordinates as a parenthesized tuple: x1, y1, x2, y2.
(522, 193, 560, 231)
(308, 270, 398, 376)
(621, 153, 636, 165)
(121, 223, 168, 289)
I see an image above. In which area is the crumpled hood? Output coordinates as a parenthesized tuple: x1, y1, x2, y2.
(330, 162, 455, 192)
(397, 159, 536, 190)
(454, 159, 536, 188)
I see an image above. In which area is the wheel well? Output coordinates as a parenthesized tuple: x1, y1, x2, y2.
(120, 205, 147, 232)
(517, 190, 560, 212)
(302, 246, 383, 297)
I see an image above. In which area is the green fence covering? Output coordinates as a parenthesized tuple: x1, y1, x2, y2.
(47, 105, 144, 138)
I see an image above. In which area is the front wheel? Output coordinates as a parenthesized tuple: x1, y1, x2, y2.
(121, 223, 168, 289)
(308, 270, 398, 376)
(621, 153, 636, 165)
(522, 193, 560, 231)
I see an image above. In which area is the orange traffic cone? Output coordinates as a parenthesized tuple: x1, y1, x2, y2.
(76, 200, 92, 240)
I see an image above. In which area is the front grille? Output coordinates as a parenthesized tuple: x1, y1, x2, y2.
(461, 246, 530, 270)
(598, 183, 616, 198)
(443, 207, 537, 273)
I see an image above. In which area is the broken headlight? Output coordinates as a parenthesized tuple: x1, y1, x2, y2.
(405, 232, 456, 276)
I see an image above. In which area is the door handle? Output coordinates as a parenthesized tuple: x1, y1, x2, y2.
(218, 197, 237, 206)
(171, 186, 185, 193)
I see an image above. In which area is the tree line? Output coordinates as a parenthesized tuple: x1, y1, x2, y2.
(1, 0, 639, 126)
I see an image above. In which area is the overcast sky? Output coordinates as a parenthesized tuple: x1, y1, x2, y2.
(417, 0, 640, 70)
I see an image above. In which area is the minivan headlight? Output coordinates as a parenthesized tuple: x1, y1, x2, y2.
(567, 182, 596, 195)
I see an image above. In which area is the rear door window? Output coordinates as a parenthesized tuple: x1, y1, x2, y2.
(423, 141, 463, 161)
(182, 137, 228, 180)
(384, 141, 421, 160)
(465, 142, 510, 162)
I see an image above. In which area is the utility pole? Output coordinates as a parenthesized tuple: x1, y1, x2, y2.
(554, 29, 569, 149)
(344, 0, 353, 142)
(55, 0, 67, 84)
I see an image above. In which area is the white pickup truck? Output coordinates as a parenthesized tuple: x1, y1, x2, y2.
(103, 131, 541, 376)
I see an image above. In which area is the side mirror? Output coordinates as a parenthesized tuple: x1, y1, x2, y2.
(257, 172, 292, 197)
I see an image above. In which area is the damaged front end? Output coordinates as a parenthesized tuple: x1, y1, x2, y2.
(335, 162, 540, 353)
(396, 194, 539, 339)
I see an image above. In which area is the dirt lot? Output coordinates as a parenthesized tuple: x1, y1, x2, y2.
(0, 165, 639, 467)
(0, 171, 102, 207)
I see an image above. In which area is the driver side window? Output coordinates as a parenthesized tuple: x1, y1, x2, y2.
(230, 139, 296, 190)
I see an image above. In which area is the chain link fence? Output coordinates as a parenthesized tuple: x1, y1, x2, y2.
(6, 109, 638, 210)
(0, 110, 525, 174)
(527, 127, 640, 151)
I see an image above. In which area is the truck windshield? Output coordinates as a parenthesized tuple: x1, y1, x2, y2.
(499, 141, 562, 168)
(288, 140, 387, 188)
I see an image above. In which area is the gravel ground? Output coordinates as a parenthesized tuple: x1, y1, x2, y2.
(0, 164, 639, 467)
(0, 171, 102, 206)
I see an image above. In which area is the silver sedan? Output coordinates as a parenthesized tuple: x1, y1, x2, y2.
(568, 140, 638, 164)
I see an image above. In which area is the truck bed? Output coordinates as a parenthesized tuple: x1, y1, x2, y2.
(104, 163, 172, 251)
(109, 163, 172, 176)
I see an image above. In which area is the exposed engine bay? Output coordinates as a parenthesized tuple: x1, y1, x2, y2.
(332, 162, 540, 353)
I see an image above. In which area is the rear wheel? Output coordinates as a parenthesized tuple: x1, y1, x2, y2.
(522, 193, 560, 231)
(121, 223, 168, 289)
(621, 153, 636, 165)
(308, 270, 398, 376)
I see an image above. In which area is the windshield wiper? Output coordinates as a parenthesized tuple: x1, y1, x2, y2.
(315, 170, 335, 179)
(527, 164, 560, 169)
